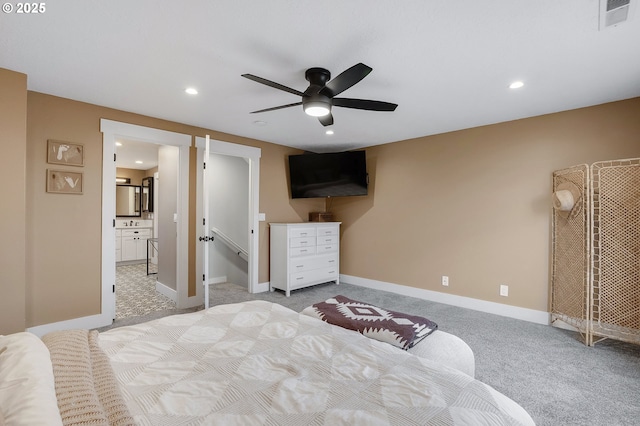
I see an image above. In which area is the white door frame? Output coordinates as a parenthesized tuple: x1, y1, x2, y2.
(195, 136, 261, 299)
(100, 119, 198, 325)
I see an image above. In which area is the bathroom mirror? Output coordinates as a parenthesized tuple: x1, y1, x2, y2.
(142, 176, 153, 213)
(116, 185, 141, 217)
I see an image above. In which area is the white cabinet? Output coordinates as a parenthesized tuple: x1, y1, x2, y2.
(120, 228, 151, 262)
(115, 229, 122, 262)
(270, 222, 340, 296)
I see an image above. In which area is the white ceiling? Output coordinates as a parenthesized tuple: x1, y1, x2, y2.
(2, 0, 640, 153)
(115, 139, 159, 170)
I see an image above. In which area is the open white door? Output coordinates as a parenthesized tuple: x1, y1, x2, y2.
(196, 136, 262, 307)
(202, 135, 211, 308)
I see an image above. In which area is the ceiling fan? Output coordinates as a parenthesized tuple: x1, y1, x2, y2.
(241, 63, 397, 126)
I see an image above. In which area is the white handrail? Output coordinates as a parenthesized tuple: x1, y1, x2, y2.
(211, 226, 248, 261)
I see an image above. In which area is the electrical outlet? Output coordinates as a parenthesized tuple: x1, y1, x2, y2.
(500, 284, 509, 297)
(442, 275, 449, 286)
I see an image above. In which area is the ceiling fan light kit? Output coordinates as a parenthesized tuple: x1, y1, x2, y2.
(303, 100, 331, 117)
(242, 63, 397, 126)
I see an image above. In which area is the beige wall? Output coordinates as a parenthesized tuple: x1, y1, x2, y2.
(21, 89, 319, 328)
(0, 68, 27, 333)
(333, 98, 640, 312)
(116, 167, 146, 185)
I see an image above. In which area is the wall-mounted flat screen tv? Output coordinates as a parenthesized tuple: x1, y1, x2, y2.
(288, 150, 368, 199)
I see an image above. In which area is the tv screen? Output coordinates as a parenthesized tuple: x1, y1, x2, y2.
(288, 151, 368, 199)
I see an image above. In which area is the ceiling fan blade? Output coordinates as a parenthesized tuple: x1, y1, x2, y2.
(319, 63, 372, 97)
(250, 102, 302, 114)
(318, 113, 334, 127)
(242, 74, 306, 97)
(333, 97, 398, 112)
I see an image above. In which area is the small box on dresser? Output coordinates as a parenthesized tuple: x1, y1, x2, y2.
(269, 222, 341, 296)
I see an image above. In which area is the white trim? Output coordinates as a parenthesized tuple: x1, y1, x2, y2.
(255, 281, 270, 293)
(26, 313, 112, 338)
(209, 275, 227, 285)
(101, 119, 195, 328)
(194, 136, 261, 295)
(100, 120, 191, 146)
(155, 280, 178, 303)
(340, 274, 551, 325)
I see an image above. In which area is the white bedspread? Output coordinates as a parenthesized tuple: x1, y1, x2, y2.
(99, 300, 534, 425)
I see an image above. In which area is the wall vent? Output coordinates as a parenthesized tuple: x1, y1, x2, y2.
(600, 0, 633, 29)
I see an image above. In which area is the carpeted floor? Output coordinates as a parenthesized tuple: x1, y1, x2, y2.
(99, 280, 640, 426)
(115, 264, 176, 319)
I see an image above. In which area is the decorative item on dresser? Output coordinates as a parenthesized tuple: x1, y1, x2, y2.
(269, 222, 341, 296)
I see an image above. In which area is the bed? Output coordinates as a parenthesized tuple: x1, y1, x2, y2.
(0, 300, 535, 425)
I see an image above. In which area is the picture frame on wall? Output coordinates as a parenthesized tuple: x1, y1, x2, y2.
(46, 169, 83, 194)
(47, 139, 84, 166)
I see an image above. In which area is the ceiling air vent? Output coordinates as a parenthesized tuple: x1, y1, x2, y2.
(600, 0, 632, 29)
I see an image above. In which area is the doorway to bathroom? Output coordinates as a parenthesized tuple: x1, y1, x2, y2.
(101, 120, 202, 325)
(114, 143, 176, 319)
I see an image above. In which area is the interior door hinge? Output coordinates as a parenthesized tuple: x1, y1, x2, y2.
(112, 285, 115, 293)
(203, 218, 206, 226)
(113, 219, 115, 227)
(203, 274, 205, 282)
(114, 153, 116, 162)
(203, 162, 206, 169)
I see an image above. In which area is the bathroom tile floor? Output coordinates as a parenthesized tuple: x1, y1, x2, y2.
(116, 263, 176, 319)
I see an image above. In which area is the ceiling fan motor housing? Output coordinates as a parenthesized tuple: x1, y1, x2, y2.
(305, 67, 331, 86)
(303, 68, 332, 115)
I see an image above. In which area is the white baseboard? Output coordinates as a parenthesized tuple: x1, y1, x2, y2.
(550, 317, 580, 332)
(26, 312, 113, 337)
(156, 280, 177, 303)
(340, 274, 550, 325)
(254, 281, 270, 293)
(208, 275, 227, 285)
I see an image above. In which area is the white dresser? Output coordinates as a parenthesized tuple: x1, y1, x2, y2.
(269, 222, 341, 296)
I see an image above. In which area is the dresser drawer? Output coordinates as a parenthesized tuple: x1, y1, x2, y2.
(316, 226, 339, 237)
(290, 236, 316, 248)
(317, 235, 338, 245)
(316, 243, 338, 254)
(290, 254, 338, 272)
(121, 228, 151, 238)
(290, 246, 316, 257)
(289, 227, 317, 238)
(290, 266, 339, 289)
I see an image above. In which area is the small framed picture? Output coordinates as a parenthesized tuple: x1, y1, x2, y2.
(47, 140, 84, 166)
(46, 169, 83, 194)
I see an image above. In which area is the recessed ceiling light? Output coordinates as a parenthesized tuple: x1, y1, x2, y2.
(325, 130, 334, 135)
(185, 87, 198, 95)
(115, 142, 123, 146)
(509, 81, 524, 89)
(135, 160, 143, 164)
(252, 120, 267, 126)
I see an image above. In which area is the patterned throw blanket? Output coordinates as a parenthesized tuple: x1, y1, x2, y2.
(302, 295, 438, 350)
(42, 330, 135, 426)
